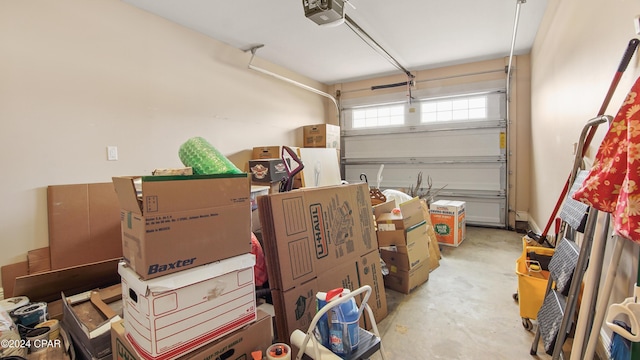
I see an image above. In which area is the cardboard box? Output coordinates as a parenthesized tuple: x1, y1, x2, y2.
(257, 183, 378, 291)
(303, 124, 340, 148)
(47, 183, 122, 270)
(62, 287, 122, 359)
(316, 249, 387, 328)
(260, 184, 385, 345)
(383, 262, 430, 294)
(248, 159, 288, 184)
(111, 310, 272, 360)
(112, 174, 251, 279)
(271, 249, 387, 343)
(118, 254, 257, 360)
(374, 197, 424, 231)
(430, 200, 466, 247)
(69, 326, 113, 360)
(379, 221, 430, 272)
(252, 146, 283, 159)
(271, 279, 318, 344)
(375, 198, 427, 249)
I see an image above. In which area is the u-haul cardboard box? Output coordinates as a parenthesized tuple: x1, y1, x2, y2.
(430, 200, 466, 247)
(118, 254, 257, 360)
(271, 249, 387, 344)
(112, 174, 251, 279)
(316, 249, 388, 329)
(258, 183, 378, 291)
(111, 310, 272, 360)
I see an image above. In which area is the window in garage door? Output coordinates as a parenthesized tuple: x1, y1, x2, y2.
(342, 84, 508, 228)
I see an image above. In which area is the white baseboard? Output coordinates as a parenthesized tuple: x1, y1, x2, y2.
(528, 216, 542, 235)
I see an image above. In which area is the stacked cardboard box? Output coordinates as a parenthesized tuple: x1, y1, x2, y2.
(111, 310, 273, 360)
(249, 146, 302, 191)
(248, 159, 288, 184)
(111, 174, 261, 360)
(302, 124, 340, 149)
(257, 183, 387, 345)
(374, 198, 431, 294)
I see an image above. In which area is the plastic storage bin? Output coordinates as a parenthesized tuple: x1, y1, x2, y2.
(514, 236, 555, 330)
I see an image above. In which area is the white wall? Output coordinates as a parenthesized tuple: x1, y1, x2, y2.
(0, 1, 331, 274)
(530, 0, 640, 354)
(530, 0, 640, 233)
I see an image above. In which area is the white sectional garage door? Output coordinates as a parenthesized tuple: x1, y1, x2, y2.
(341, 88, 508, 227)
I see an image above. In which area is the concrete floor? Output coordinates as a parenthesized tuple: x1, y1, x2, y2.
(368, 226, 582, 360)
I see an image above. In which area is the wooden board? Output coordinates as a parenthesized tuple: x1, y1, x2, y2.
(28, 247, 51, 274)
(1, 261, 29, 298)
(13, 258, 121, 303)
(47, 183, 122, 270)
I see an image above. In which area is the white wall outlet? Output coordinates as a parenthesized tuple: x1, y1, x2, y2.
(635, 15, 640, 35)
(107, 146, 118, 161)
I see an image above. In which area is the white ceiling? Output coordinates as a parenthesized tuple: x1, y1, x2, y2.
(121, 0, 548, 85)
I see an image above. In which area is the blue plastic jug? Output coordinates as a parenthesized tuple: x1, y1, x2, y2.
(315, 291, 331, 348)
(316, 288, 360, 357)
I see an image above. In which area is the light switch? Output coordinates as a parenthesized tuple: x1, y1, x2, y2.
(107, 146, 118, 161)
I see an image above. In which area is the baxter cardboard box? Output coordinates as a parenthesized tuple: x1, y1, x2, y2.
(118, 254, 257, 360)
(383, 261, 430, 294)
(112, 174, 251, 279)
(430, 200, 466, 247)
(257, 183, 378, 292)
(248, 159, 288, 184)
(302, 124, 340, 148)
(111, 310, 272, 360)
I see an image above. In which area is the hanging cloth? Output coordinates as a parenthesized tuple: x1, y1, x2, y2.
(572, 76, 640, 242)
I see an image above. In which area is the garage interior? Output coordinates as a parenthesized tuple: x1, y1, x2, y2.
(2, 0, 640, 359)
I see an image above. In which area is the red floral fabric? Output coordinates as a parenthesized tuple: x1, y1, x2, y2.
(251, 232, 269, 287)
(572, 76, 640, 242)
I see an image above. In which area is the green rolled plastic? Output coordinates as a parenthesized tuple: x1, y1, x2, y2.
(178, 137, 243, 175)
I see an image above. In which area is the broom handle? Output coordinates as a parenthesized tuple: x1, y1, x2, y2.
(540, 38, 640, 239)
